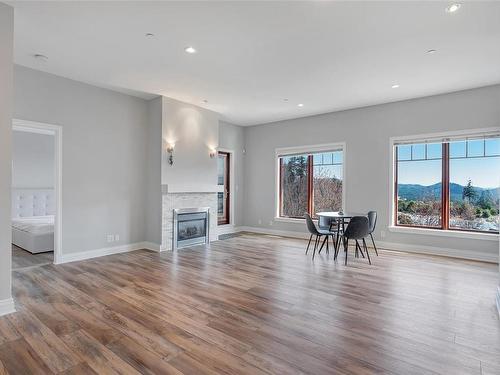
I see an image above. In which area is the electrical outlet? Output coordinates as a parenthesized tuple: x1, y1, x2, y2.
(380, 230, 386, 238)
(106, 235, 114, 243)
(114, 234, 120, 242)
(258, 219, 262, 225)
(269, 220, 273, 226)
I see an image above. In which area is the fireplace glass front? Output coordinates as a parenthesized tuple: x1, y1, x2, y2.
(173, 208, 209, 250)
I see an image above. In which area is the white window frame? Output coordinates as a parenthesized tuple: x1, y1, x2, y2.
(388, 127, 500, 241)
(274, 142, 346, 223)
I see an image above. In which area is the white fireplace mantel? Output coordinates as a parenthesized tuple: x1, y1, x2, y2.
(161, 184, 223, 194)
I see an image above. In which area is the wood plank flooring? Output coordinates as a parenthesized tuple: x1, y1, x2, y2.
(1, 233, 499, 374)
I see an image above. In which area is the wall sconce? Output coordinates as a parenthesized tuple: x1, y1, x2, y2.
(166, 144, 175, 166)
(209, 148, 217, 159)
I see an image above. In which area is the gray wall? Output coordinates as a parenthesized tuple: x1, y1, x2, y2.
(243, 85, 500, 260)
(145, 97, 162, 245)
(0, 3, 13, 303)
(161, 97, 220, 188)
(14, 65, 149, 254)
(219, 121, 245, 227)
(12, 131, 54, 188)
(11, 67, 246, 253)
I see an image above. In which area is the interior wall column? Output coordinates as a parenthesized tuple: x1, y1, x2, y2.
(0, 2, 15, 316)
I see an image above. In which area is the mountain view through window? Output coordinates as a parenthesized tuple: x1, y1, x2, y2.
(396, 138, 499, 233)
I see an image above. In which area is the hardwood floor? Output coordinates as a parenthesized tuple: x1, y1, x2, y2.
(12, 244, 53, 271)
(1, 233, 499, 374)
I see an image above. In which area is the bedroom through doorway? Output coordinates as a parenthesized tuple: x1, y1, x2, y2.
(11, 120, 62, 269)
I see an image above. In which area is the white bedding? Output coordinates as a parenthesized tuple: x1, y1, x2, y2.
(12, 215, 54, 235)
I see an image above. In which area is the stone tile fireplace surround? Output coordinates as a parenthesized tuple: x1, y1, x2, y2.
(161, 189, 218, 251)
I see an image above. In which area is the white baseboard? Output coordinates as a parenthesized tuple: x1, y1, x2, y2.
(0, 298, 16, 317)
(217, 224, 237, 236)
(57, 242, 154, 264)
(376, 240, 498, 263)
(141, 241, 161, 252)
(239, 226, 499, 263)
(239, 226, 310, 239)
(496, 286, 500, 319)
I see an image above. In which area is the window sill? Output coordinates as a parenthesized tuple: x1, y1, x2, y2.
(388, 226, 499, 241)
(274, 217, 312, 224)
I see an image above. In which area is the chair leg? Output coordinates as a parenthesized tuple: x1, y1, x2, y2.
(357, 241, 365, 258)
(319, 236, 327, 254)
(313, 235, 320, 259)
(305, 234, 313, 254)
(334, 237, 340, 260)
(363, 238, 371, 265)
(370, 233, 379, 256)
(344, 239, 349, 265)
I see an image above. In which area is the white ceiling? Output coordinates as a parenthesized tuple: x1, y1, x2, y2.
(10, 1, 500, 126)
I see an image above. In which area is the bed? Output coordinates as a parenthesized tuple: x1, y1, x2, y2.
(11, 189, 55, 254)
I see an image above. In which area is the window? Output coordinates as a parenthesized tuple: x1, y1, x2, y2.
(278, 147, 343, 218)
(395, 143, 443, 228)
(394, 134, 500, 233)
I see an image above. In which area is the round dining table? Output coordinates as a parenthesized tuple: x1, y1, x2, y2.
(316, 211, 367, 251)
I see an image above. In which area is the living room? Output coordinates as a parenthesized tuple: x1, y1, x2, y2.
(0, 2, 499, 374)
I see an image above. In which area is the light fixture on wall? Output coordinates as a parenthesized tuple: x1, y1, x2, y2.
(166, 143, 175, 166)
(445, 3, 461, 13)
(209, 148, 217, 159)
(34, 54, 48, 62)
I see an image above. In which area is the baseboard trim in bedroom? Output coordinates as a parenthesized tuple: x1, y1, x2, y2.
(57, 242, 156, 264)
(238, 226, 499, 263)
(0, 298, 16, 317)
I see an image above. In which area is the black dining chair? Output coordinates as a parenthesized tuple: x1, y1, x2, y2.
(318, 215, 333, 230)
(317, 215, 338, 253)
(336, 216, 371, 265)
(367, 211, 378, 256)
(304, 213, 334, 259)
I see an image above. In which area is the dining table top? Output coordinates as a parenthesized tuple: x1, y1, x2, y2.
(316, 211, 366, 218)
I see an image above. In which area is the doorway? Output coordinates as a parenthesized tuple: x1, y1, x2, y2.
(12, 119, 62, 266)
(217, 151, 231, 226)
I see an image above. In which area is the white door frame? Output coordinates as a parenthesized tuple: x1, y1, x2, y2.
(217, 148, 235, 230)
(12, 119, 63, 264)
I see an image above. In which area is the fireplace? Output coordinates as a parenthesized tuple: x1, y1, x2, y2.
(173, 207, 210, 250)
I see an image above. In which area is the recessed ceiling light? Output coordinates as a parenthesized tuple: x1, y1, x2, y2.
(145, 33, 154, 37)
(297, 103, 304, 107)
(427, 49, 437, 54)
(185, 46, 197, 54)
(445, 3, 461, 13)
(34, 54, 48, 62)
(391, 84, 400, 89)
